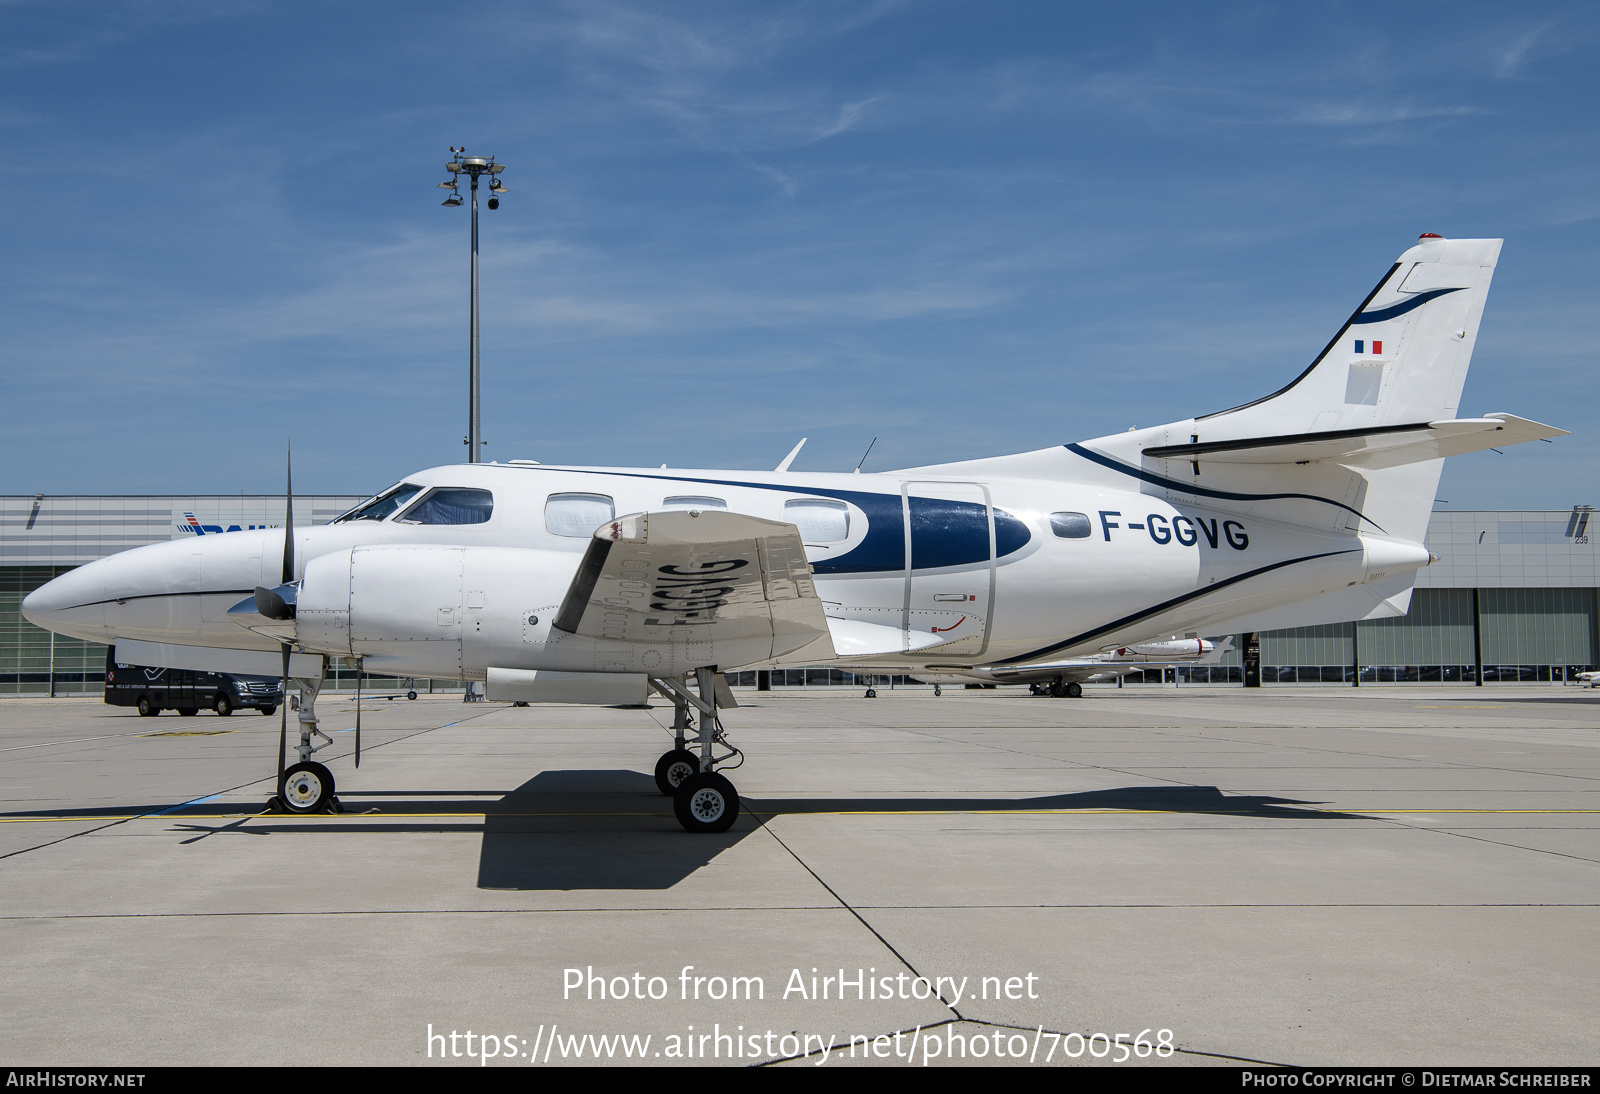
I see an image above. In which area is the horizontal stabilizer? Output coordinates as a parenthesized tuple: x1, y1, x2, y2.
(1144, 413, 1565, 469)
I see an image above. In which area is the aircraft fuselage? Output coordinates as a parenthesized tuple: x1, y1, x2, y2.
(24, 460, 1428, 680)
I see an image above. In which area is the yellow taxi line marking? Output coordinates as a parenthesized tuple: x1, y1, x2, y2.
(2, 808, 1597, 823)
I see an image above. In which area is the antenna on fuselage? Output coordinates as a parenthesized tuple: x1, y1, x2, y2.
(774, 437, 806, 472)
(853, 437, 877, 474)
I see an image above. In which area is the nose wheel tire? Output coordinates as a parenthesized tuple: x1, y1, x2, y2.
(673, 772, 739, 834)
(281, 761, 336, 814)
(653, 749, 701, 796)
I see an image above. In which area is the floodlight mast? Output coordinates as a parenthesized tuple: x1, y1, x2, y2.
(438, 149, 508, 464)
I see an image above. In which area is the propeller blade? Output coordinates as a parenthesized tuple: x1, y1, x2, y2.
(276, 642, 290, 801)
(354, 659, 362, 769)
(253, 584, 297, 621)
(281, 441, 295, 587)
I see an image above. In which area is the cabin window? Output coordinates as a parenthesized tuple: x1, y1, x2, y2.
(334, 483, 423, 523)
(396, 487, 495, 525)
(1050, 512, 1092, 539)
(662, 496, 727, 511)
(785, 498, 849, 543)
(545, 493, 615, 538)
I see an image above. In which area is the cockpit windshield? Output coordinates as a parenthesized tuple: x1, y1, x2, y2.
(333, 483, 424, 523)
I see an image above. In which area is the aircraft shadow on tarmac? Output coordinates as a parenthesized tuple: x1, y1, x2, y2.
(468, 771, 1361, 891)
(27, 772, 1361, 892)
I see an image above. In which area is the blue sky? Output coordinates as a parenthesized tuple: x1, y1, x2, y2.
(2, 1, 1595, 509)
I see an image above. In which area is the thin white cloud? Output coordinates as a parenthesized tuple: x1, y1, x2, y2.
(1493, 22, 1553, 79)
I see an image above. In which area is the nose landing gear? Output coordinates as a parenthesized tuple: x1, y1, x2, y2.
(264, 667, 344, 815)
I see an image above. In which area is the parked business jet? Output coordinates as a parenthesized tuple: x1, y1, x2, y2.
(22, 235, 1565, 832)
(918, 636, 1233, 696)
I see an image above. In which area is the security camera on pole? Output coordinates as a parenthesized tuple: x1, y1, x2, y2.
(437, 147, 508, 465)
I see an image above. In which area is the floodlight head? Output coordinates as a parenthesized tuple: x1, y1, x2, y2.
(446, 162, 461, 173)
(441, 193, 462, 207)
(487, 196, 499, 210)
(489, 180, 507, 194)
(490, 164, 505, 174)
(437, 181, 456, 189)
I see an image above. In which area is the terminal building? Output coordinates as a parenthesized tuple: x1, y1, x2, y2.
(1, 494, 1595, 695)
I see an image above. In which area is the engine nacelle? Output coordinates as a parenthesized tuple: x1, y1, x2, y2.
(295, 545, 576, 679)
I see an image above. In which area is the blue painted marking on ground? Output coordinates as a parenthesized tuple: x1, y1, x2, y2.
(149, 793, 223, 817)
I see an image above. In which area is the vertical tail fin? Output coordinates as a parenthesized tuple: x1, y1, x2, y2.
(1200, 235, 1501, 434)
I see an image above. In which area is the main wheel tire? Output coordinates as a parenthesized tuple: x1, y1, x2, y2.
(1049, 682, 1067, 698)
(864, 688, 877, 698)
(137, 696, 158, 717)
(214, 695, 233, 716)
(1065, 681, 1083, 698)
(654, 749, 701, 796)
(281, 761, 335, 814)
(259, 705, 276, 716)
(673, 772, 739, 834)
(178, 707, 198, 717)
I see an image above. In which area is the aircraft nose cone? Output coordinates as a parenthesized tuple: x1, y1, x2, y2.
(21, 565, 110, 640)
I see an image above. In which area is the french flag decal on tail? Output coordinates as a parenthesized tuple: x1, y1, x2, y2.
(1354, 339, 1383, 355)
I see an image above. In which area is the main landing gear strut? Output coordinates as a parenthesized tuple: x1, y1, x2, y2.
(649, 668, 742, 834)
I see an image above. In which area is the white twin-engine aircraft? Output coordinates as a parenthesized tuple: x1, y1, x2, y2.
(22, 235, 1566, 831)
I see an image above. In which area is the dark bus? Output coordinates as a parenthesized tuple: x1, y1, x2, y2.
(104, 647, 282, 718)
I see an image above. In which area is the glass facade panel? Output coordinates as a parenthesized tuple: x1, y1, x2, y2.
(1480, 588, 1597, 667)
(0, 566, 109, 694)
(1360, 588, 1475, 666)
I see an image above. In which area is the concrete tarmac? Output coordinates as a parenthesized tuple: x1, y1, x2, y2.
(0, 685, 1596, 1067)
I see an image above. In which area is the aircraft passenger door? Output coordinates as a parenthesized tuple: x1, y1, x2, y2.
(900, 481, 995, 657)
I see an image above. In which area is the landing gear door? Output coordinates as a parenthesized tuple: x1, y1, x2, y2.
(900, 481, 995, 657)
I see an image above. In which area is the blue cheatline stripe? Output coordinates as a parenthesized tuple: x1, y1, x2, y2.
(1062, 444, 1382, 532)
(1351, 287, 1464, 325)
(994, 549, 1359, 666)
(529, 466, 1032, 574)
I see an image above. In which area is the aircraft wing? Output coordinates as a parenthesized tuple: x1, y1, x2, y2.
(552, 510, 835, 661)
